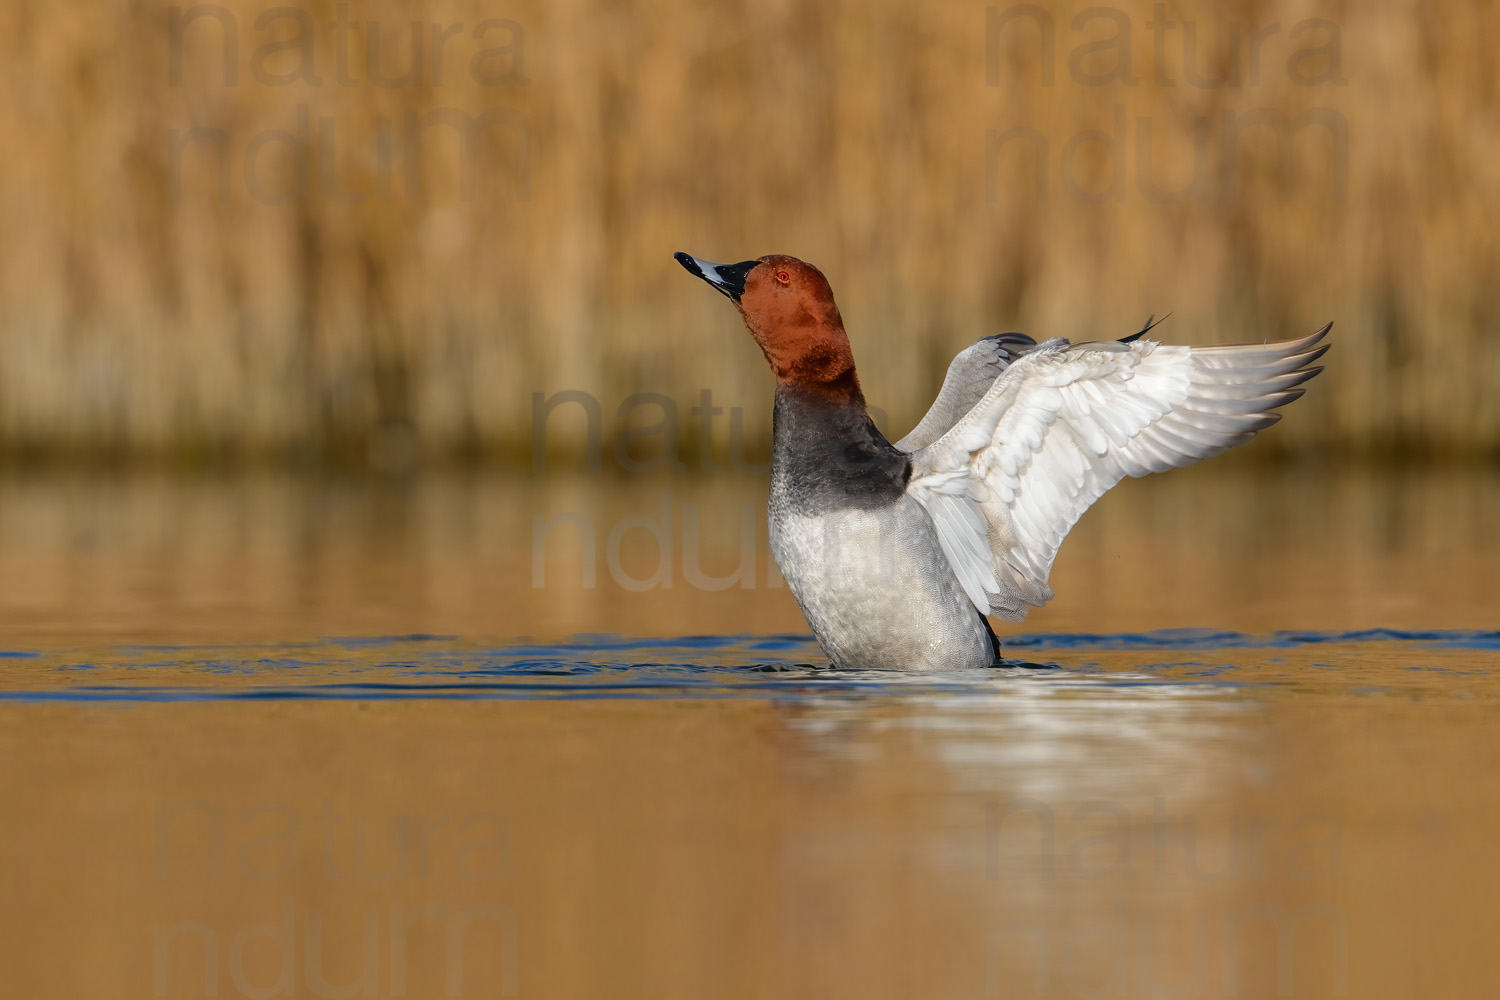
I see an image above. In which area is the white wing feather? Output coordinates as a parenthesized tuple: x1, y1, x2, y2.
(906, 326, 1329, 621)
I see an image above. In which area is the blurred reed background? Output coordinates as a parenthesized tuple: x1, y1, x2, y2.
(0, 0, 1494, 466)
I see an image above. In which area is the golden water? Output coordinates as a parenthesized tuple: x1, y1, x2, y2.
(1, 462, 1497, 998)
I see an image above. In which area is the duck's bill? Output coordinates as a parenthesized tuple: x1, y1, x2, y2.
(674, 252, 759, 302)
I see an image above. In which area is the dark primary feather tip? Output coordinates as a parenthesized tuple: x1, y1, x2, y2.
(981, 332, 1038, 347)
(1286, 322, 1333, 352)
(1121, 312, 1172, 343)
(1300, 343, 1332, 366)
(1280, 366, 1325, 389)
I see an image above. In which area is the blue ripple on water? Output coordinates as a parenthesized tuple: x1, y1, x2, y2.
(0, 629, 1493, 703)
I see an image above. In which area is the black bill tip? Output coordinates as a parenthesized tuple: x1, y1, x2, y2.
(673, 251, 758, 302)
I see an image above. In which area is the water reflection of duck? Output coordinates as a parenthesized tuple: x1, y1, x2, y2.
(675, 252, 1328, 670)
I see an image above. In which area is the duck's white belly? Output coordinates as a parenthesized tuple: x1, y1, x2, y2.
(768, 495, 994, 670)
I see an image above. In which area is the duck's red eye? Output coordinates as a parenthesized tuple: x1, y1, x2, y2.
(775, 270, 791, 284)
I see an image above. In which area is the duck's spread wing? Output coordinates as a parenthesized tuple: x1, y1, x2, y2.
(894, 334, 1039, 453)
(905, 326, 1330, 621)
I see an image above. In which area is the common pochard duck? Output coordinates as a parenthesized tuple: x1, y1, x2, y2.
(676, 251, 1328, 669)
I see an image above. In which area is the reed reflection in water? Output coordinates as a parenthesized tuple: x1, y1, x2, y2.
(0, 460, 1493, 643)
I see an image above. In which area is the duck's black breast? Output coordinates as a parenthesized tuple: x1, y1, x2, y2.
(770, 386, 911, 513)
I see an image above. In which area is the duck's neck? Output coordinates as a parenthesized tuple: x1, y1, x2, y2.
(744, 306, 862, 403)
(776, 363, 864, 408)
(770, 374, 908, 511)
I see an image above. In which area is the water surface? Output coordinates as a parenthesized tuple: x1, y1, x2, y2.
(1, 466, 1497, 998)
